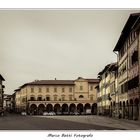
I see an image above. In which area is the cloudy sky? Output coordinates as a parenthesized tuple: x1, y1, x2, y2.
(0, 10, 139, 94)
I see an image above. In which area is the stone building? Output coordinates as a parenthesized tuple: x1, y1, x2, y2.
(3, 94, 15, 113)
(97, 63, 118, 116)
(0, 74, 5, 115)
(113, 13, 140, 120)
(15, 77, 99, 115)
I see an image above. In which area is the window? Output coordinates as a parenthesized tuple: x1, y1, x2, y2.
(46, 96, 50, 101)
(54, 87, 57, 93)
(79, 95, 84, 98)
(46, 88, 49, 92)
(30, 96, 35, 101)
(31, 88, 34, 93)
(128, 76, 139, 90)
(37, 96, 42, 101)
(69, 87, 72, 92)
(61, 95, 65, 101)
(131, 51, 138, 65)
(80, 86, 83, 91)
(90, 85, 93, 91)
(62, 88, 65, 93)
(22, 98, 26, 103)
(39, 87, 42, 93)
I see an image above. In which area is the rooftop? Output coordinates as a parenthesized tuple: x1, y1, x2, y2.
(0, 74, 5, 81)
(113, 13, 140, 51)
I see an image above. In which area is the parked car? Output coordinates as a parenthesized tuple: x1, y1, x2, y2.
(74, 112, 80, 115)
(69, 112, 75, 115)
(63, 112, 69, 115)
(43, 112, 49, 116)
(56, 112, 62, 115)
(49, 112, 56, 116)
(21, 112, 27, 116)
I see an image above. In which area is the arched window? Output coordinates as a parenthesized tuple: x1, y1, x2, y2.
(46, 96, 50, 101)
(30, 96, 35, 101)
(37, 96, 42, 101)
(79, 95, 84, 98)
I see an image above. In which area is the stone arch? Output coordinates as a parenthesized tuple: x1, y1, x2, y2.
(79, 95, 84, 98)
(30, 95, 36, 101)
(122, 101, 125, 118)
(129, 99, 133, 120)
(77, 103, 84, 114)
(69, 103, 76, 113)
(46, 104, 53, 112)
(84, 103, 91, 110)
(38, 104, 45, 115)
(125, 100, 129, 119)
(134, 98, 139, 120)
(54, 104, 61, 113)
(62, 104, 68, 114)
(37, 95, 43, 101)
(91, 103, 97, 115)
(29, 104, 37, 115)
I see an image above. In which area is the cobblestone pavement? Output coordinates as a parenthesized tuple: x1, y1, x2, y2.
(35, 115, 140, 130)
(0, 114, 120, 130)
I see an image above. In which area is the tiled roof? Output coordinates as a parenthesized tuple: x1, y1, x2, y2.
(24, 80, 75, 86)
(86, 79, 99, 83)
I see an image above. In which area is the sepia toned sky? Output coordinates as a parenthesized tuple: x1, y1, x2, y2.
(0, 10, 140, 94)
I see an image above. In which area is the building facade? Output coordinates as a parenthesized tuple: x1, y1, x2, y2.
(15, 77, 99, 115)
(97, 63, 118, 116)
(0, 74, 5, 115)
(3, 94, 15, 113)
(113, 13, 140, 120)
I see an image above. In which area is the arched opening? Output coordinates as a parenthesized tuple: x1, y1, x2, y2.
(62, 104, 68, 114)
(84, 103, 91, 114)
(134, 98, 139, 120)
(54, 104, 61, 113)
(77, 103, 84, 114)
(119, 101, 122, 119)
(129, 99, 133, 120)
(29, 104, 37, 115)
(37, 95, 42, 101)
(46, 95, 50, 101)
(38, 104, 45, 115)
(125, 100, 129, 119)
(69, 104, 76, 113)
(30, 96, 35, 101)
(79, 95, 84, 98)
(91, 103, 97, 115)
(113, 102, 115, 106)
(123, 101, 125, 118)
(46, 104, 53, 112)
